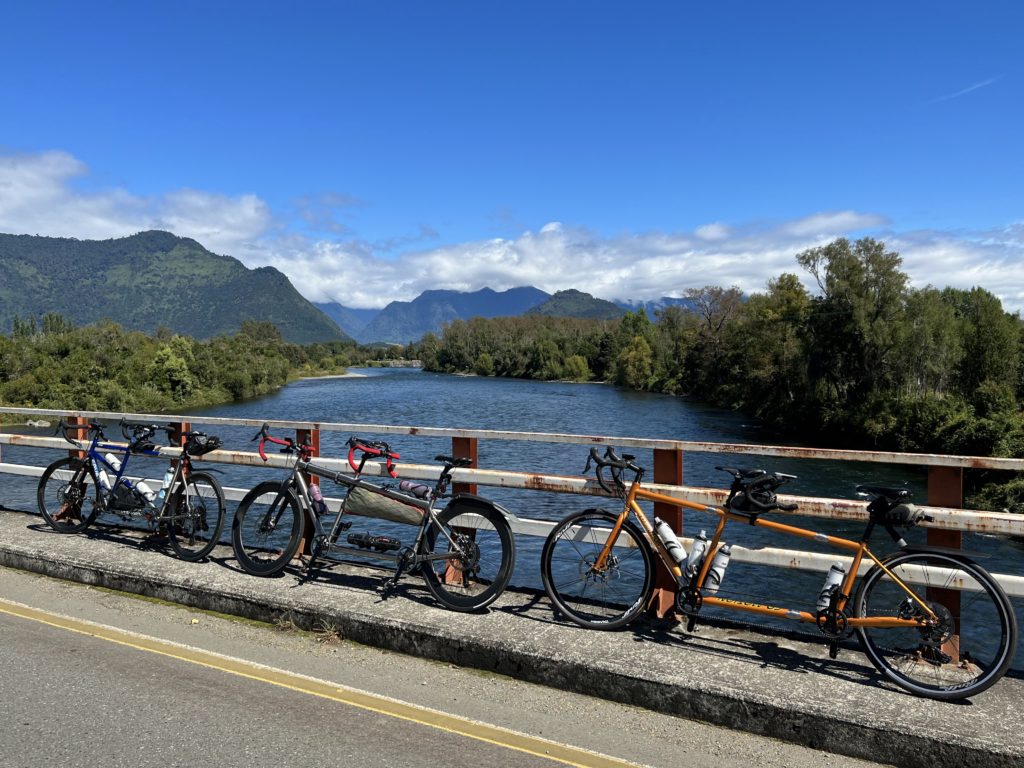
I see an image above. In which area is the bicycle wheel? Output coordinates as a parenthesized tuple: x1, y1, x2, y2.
(37, 457, 100, 534)
(420, 500, 515, 612)
(231, 481, 304, 576)
(541, 509, 654, 630)
(166, 471, 226, 562)
(853, 550, 1017, 700)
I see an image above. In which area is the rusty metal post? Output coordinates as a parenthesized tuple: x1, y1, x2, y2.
(168, 421, 190, 477)
(67, 415, 89, 460)
(296, 427, 320, 556)
(447, 436, 479, 584)
(451, 437, 478, 495)
(650, 448, 684, 618)
(927, 465, 963, 627)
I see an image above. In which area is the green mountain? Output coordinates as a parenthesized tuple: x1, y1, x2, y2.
(356, 286, 551, 343)
(0, 231, 348, 343)
(528, 289, 626, 320)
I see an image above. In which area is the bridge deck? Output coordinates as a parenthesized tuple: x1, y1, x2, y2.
(0, 508, 1018, 768)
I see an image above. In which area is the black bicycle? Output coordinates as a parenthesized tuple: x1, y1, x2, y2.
(230, 425, 516, 612)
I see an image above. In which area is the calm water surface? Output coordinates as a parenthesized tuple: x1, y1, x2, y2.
(4, 367, 1021, 669)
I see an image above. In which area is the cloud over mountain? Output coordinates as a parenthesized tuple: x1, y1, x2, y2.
(2, 149, 1022, 312)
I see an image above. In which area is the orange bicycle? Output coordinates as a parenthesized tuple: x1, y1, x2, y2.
(540, 447, 1017, 700)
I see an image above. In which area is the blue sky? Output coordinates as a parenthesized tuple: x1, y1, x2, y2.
(1, 2, 1022, 308)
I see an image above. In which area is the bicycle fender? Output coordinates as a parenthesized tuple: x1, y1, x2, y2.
(444, 493, 513, 521)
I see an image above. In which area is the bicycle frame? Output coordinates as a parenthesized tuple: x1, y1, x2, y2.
(595, 479, 938, 630)
(75, 428, 194, 524)
(286, 458, 473, 570)
(82, 433, 162, 503)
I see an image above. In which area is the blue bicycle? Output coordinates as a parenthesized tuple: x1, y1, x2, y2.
(36, 419, 226, 561)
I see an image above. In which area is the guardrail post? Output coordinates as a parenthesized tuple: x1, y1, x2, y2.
(448, 437, 479, 585)
(651, 448, 684, 618)
(451, 437, 478, 495)
(168, 421, 190, 476)
(296, 427, 320, 556)
(67, 415, 88, 460)
(927, 465, 963, 628)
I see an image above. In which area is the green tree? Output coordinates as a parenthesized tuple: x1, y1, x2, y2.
(474, 351, 495, 376)
(614, 335, 654, 390)
(798, 238, 909, 417)
(563, 354, 592, 382)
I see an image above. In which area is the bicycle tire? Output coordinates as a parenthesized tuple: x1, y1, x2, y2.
(166, 471, 226, 562)
(540, 508, 654, 630)
(37, 457, 100, 534)
(231, 481, 305, 576)
(853, 550, 1017, 700)
(419, 500, 515, 612)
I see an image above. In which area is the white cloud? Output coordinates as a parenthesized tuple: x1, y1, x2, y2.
(2, 149, 1024, 313)
(0, 150, 269, 257)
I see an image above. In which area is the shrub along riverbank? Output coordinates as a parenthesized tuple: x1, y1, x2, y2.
(0, 316, 368, 417)
(407, 238, 1024, 512)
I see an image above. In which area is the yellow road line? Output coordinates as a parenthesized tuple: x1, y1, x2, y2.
(0, 597, 642, 768)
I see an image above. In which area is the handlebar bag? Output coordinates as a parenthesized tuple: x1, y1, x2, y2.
(345, 485, 423, 526)
(187, 435, 222, 456)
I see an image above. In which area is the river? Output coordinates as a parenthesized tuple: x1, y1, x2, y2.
(3, 367, 1021, 671)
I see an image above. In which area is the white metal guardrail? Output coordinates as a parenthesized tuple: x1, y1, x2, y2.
(2, 406, 1022, 598)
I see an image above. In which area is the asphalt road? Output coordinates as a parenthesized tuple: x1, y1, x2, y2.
(0, 565, 892, 768)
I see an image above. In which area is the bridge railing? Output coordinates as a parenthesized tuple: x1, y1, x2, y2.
(2, 406, 1022, 604)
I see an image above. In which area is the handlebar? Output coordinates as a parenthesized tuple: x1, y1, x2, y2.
(584, 446, 642, 495)
(56, 418, 105, 445)
(252, 423, 312, 463)
(347, 436, 400, 478)
(119, 418, 174, 443)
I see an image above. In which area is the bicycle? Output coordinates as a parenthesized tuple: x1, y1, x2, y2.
(230, 424, 516, 612)
(37, 419, 226, 561)
(540, 447, 1017, 700)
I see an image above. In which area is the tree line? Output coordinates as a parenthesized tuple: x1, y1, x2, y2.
(0, 316, 365, 414)
(407, 238, 1024, 511)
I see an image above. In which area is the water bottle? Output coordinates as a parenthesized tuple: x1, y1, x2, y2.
(653, 516, 687, 565)
(135, 480, 156, 503)
(309, 482, 329, 515)
(96, 468, 111, 490)
(104, 453, 122, 473)
(155, 466, 175, 504)
(704, 544, 732, 594)
(816, 562, 847, 611)
(684, 530, 709, 580)
(399, 480, 433, 500)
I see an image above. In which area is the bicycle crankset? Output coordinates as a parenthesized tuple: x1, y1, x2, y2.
(814, 607, 850, 639)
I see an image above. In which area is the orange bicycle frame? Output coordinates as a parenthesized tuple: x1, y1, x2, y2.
(591, 478, 935, 629)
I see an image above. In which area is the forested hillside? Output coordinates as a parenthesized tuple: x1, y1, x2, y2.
(0, 231, 347, 343)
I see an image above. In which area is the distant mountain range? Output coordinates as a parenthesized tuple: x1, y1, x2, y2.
(316, 287, 636, 343)
(316, 289, 698, 343)
(0, 231, 347, 343)
(0, 229, 698, 346)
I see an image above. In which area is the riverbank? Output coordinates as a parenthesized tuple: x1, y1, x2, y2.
(296, 370, 367, 381)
